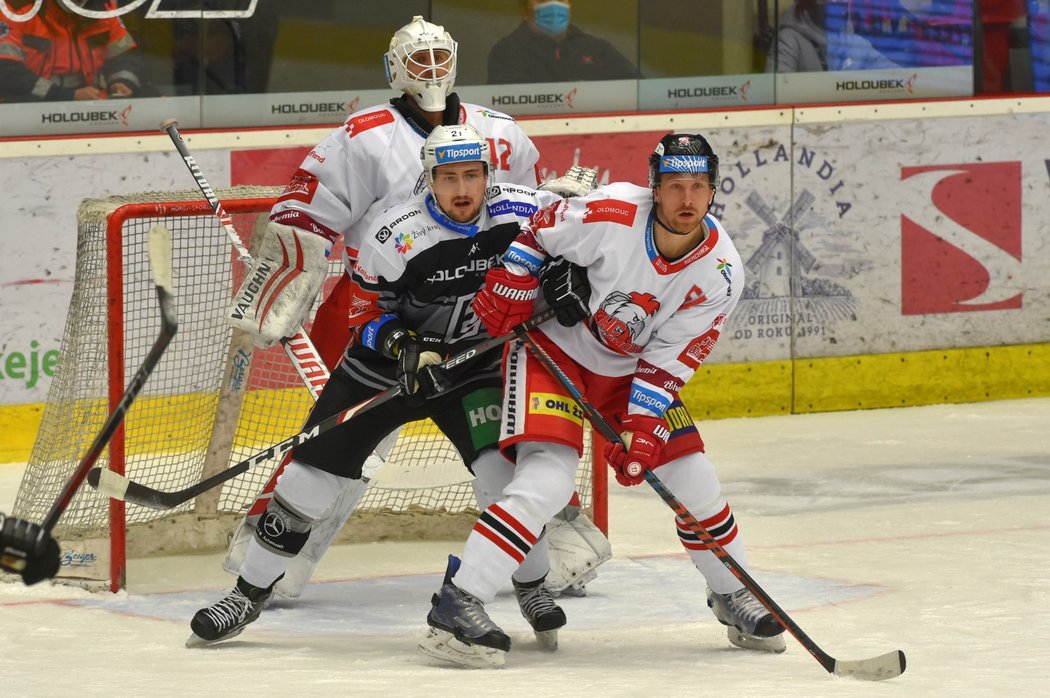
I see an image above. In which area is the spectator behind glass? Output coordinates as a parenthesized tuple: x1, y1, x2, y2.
(0, 0, 147, 102)
(487, 0, 637, 84)
(767, 0, 900, 72)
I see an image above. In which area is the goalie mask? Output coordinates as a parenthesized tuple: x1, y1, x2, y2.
(420, 124, 492, 194)
(384, 15, 458, 112)
(648, 133, 720, 189)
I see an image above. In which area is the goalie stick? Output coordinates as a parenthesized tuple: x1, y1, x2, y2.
(160, 118, 330, 399)
(87, 308, 557, 510)
(514, 328, 907, 682)
(2, 225, 177, 581)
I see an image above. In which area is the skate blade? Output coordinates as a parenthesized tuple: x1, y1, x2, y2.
(534, 628, 559, 651)
(727, 628, 786, 654)
(185, 627, 244, 648)
(418, 627, 506, 669)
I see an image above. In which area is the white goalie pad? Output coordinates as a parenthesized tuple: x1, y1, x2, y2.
(538, 165, 600, 198)
(543, 506, 613, 594)
(225, 222, 330, 348)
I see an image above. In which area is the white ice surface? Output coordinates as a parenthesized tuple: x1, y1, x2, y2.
(2, 398, 1048, 697)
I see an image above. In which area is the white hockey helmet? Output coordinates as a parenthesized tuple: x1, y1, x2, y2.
(420, 124, 491, 192)
(384, 15, 458, 112)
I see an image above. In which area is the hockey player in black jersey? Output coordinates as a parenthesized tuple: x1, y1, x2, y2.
(189, 125, 596, 657)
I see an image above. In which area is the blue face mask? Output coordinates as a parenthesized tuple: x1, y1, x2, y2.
(533, 2, 570, 36)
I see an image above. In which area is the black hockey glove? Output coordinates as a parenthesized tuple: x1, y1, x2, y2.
(539, 256, 591, 328)
(0, 513, 61, 585)
(393, 332, 444, 405)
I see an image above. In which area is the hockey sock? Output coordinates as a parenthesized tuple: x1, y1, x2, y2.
(455, 442, 577, 602)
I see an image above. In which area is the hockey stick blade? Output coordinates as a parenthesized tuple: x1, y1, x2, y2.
(88, 308, 556, 509)
(832, 650, 906, 681)
(516, 328, 906, 681)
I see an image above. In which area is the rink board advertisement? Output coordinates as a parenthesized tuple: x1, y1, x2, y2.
(1, 101, 1049, 408)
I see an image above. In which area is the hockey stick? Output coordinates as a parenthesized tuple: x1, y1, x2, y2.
(1, 225, 177, 580)
(159, 118, 330, 399)
(87, 308, 557, 510)
(514, 328, 906, 681)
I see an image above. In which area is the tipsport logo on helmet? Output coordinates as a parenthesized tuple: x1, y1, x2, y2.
(659, 155, 709, 174)
(435, 143, 483, 164)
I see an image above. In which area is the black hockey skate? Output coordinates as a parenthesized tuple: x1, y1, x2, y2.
(513, 575, 566, 650)
(187, 576, 276, 648)
(707, 587, 786, 653)
(419, 555, 510, 668)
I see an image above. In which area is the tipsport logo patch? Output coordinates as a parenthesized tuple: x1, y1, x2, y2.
(659, 155, 709, 174)
(900, 162, 1022, 314)
(435, 143, 483, 163)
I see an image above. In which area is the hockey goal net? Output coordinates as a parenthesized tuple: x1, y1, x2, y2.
(12, 186, 604, 591)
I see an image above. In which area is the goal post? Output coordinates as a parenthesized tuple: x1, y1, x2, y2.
(12, 186, 604, 592)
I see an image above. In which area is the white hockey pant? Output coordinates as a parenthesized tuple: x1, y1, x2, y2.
(455, 442, 578, 603)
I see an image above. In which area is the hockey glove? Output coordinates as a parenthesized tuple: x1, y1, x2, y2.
(0, 514, 61, 585)
(392, 332, 444, 402)
(538, 166, 600, 198)
(539, 256, 591, 328)
(603, 414, 671, 487)
(472, 267, 539, 337)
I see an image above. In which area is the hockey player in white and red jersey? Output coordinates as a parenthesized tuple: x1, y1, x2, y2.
(422, 133, 787, 668)
(221, 15, 609, 601)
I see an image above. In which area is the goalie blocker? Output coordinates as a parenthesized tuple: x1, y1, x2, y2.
(226, 221, 330, 348)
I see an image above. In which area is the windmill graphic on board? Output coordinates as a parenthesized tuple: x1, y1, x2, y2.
(743, 189, 817, 298)
(737, 188, 857, 325)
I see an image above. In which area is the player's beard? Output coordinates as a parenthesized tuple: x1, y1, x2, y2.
(655, 209, 702, 237)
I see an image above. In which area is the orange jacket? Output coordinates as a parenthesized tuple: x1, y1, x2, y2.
(0, 2, 141, 101)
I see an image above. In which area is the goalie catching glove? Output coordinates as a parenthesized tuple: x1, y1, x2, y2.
(603, 414, 671, 487)
(473, 267, 539, 337)
(0, 513, 61, 585)
(225, 222, 330, 348)
(538, 165, 599, 198)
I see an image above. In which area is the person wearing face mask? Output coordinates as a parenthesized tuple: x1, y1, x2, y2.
(487, 0, 637, 84)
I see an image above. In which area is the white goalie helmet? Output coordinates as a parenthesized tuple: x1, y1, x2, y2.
(384, 15, 458, 112)
(420, 124, 491, 192)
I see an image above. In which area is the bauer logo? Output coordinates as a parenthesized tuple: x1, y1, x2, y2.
(900, 162, 1022, 314)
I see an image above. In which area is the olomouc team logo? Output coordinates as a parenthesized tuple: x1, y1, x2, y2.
(591, 291, 660, 355)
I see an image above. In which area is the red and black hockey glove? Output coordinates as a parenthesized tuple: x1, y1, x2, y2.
(472, 267, 538, 337)
(603, 414, 671, 487)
